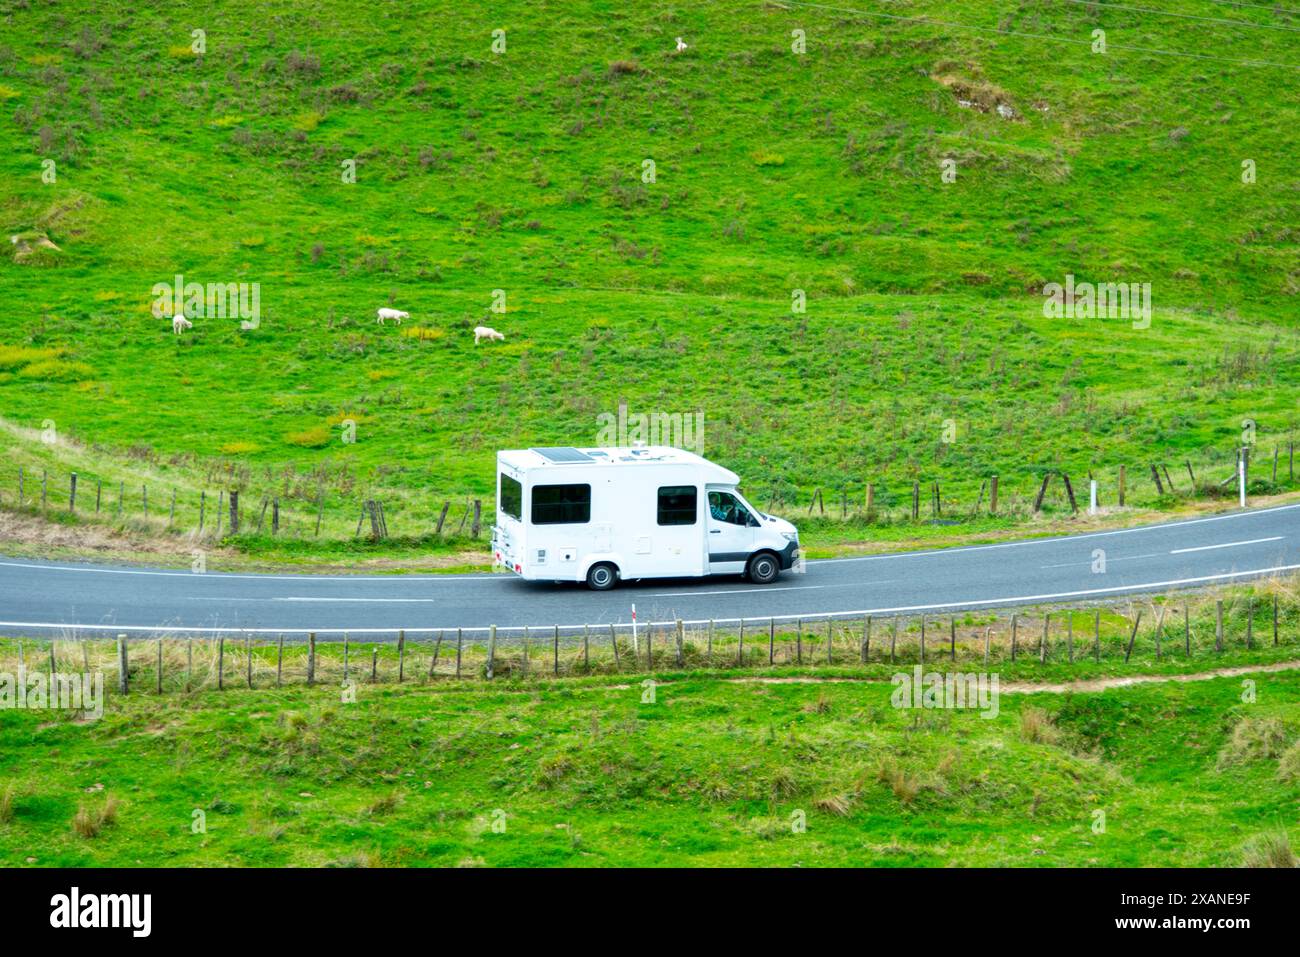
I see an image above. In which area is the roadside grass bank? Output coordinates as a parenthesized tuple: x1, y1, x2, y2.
(1, 663, 1297, 867)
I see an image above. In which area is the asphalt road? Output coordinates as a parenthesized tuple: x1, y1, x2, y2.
(1, 503, 1297, 640)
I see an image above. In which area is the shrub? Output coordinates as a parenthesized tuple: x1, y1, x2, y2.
(285, 425, 332, 448)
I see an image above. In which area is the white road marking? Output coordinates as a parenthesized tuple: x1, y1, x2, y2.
(1169, 536, 1282, 555)
(811, 502, 1300, 565)
(1041, 552, 1164, 569)
(7, 561, 1300, 636)
(644, 584, 832, 598)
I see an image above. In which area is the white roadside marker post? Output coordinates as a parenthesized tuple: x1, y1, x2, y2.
(631, 604, 639, 654)
(1089, 480, 1097, 516)
(1239, 450, 1247, 508)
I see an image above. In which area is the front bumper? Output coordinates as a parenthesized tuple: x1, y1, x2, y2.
(778, 539, 800, 570)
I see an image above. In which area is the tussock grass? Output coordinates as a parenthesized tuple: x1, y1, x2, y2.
(1217, 717, 1289, 770)
(72, 795, 119, 839)
(1241, 831, 1297, 869)
(0, 784, 15, 824)
(1019, 707, 1061, 746)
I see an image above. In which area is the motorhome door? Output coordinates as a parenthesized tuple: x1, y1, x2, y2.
(705, 487, 754, 575)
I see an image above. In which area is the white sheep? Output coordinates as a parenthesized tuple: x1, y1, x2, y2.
(376, 307, 409, 325)
(675, 37, 688, 52)
(474, 325, 505, 344)
(172, 314, 193, 334)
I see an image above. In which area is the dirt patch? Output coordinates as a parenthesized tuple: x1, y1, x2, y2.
(0, 510, 203, 557)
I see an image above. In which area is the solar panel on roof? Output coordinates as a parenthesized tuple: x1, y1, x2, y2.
(531, 447, 595, 464)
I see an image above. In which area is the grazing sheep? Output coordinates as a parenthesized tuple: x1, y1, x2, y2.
(376, 307, 409, 325)
(675, 37, 688, 52)
(172, 314, 193, 334)
(474, 325, 505, 344)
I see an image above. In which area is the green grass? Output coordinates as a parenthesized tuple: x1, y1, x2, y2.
(2, 1, 1300, 563)
(1, 664, 1297, 866)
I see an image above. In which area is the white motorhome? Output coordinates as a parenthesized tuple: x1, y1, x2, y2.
(492, 446, 800, 589)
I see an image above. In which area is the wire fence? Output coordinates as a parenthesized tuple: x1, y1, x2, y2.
(3, 586, 1294, 695)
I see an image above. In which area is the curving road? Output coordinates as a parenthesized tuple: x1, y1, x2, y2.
(1, 503, 1298, 640)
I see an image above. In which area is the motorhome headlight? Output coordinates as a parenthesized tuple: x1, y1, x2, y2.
(781, 531, 798, 542)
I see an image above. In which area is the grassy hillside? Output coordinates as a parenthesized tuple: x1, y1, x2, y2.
(1, 0, 1299, 553)
(2, 662, 1298, 866)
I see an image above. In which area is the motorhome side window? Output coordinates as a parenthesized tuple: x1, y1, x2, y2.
(657, 486, 697, 526)
(531, 483, 591, 524)
(500, 474, 522, 520)
(708, 490, 752, 526)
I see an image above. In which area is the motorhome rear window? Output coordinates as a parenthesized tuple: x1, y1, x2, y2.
(657, 486, 697, 526)
(531, 484, 591, 524)
(499, 474, 522, 520)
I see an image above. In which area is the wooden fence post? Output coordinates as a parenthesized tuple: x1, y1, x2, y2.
(890, 616, 898, 662)
(245, 635, 253, 688)
(307, 632, 316, 685)
(826, 618, 833, 665)
(217, 636, 225, 690)
(950, 618, 956, 661)
(156, 639, 163, 694)
(69, 472, 77, 512)
(343, 633, 350, 680)
(1040, 614, 1048, 663)
(1274, 596, 1279, 646)
(276, 634, 284, 687)
(1184, 604, 1191, 656)
(1033, 474, 1050, 513)
(430, 632, 444, 678)
(1094, 610, 1101, 661)
(1011, 613, 1018, 660)
(769, 618, 776, 665)
(1246, 599, 1253, 649)
(370, 647, 378, 682)
(553, 625, 560, 676)
(675, 619, 684, 667)
(455, 629, 463, 679)
(1215, 601, 1224, 652)
(486, 625, 496, 680)
(737, 619, 745, 666)
(608, 623, 617, 671)
(862, 617, 870, 663)
(229, 490, 239, 534)
(397, 629, 406, 682)
(796, 618, 802, 664)
(117, 634, 128, 695)
(989, 475, 999, 515)
(1118, 465, 1126, 507)
(920, 617, 926, 664)
(1124, 611, 1142, 662)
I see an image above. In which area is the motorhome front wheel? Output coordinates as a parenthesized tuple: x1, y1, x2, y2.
(747, 552, 780, 585)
